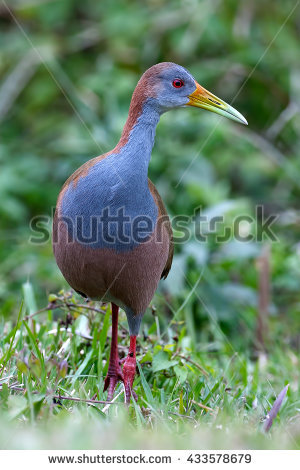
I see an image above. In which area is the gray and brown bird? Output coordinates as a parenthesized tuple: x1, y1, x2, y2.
(53, 62, 247, 403)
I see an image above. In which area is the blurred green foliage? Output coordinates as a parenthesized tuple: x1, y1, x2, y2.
(1, 1, 300, 352)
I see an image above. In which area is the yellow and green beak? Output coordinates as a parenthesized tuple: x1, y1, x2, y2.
(187, 81, 247, 125)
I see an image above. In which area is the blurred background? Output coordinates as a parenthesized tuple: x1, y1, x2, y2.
(0, 0, 300, 354)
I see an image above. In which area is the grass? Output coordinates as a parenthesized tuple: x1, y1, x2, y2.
(0, 286, 299, 450)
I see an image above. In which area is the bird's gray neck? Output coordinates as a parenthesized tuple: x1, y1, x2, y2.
(117, 99, 161, 182)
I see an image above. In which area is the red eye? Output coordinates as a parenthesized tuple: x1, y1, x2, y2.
(172, 79, 184, 88)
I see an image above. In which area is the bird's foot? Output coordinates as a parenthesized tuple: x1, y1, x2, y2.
(123, 353, 137, 404)
(103, 361, 123, 402)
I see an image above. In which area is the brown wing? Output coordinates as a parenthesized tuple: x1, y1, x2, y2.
(148, 178, 173, 279)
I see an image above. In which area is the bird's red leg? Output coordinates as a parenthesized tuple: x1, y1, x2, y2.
(123, 335, 137, 404)
(103, 303, 123, 401)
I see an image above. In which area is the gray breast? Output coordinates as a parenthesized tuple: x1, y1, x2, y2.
(60, 155, 158, 252)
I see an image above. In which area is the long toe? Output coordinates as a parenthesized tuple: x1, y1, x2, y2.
(124, 377, 138, 404)
(124, 381, 132, 404)
(104, 369, 124, 402)
(124, 386, 138, 403)
(104, 376, 118, 402)
(122, 355, 137, 404)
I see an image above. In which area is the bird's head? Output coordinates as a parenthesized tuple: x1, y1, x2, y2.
(135, 62, 247, 125)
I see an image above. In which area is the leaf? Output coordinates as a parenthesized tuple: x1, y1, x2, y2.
(131, 394, 146, 427)
(164, 344, 176, 352)
(179, 390, 185, 414)
(0, 302, 23, 378)
(263, 384, 289, 432)
(22, 282, 37, 316)
(0, 383, 9, 405)
(23, 321, 46, 382)
(71, 350, 93, 385)
(137, 361, 154, 405)
(152, 351, 178, 373)
(140, 351, 152, 363)
(99, 308, 111, 351)
(174, 365, 188, 384)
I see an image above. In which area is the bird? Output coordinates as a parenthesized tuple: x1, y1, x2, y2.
(53, 62, 247, 404)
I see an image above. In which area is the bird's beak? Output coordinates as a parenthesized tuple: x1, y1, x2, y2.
(187, 81, 248, 125)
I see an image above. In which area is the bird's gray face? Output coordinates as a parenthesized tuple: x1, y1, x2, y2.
(150, 63, 247, 125)
(153, 65, 197, 110)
